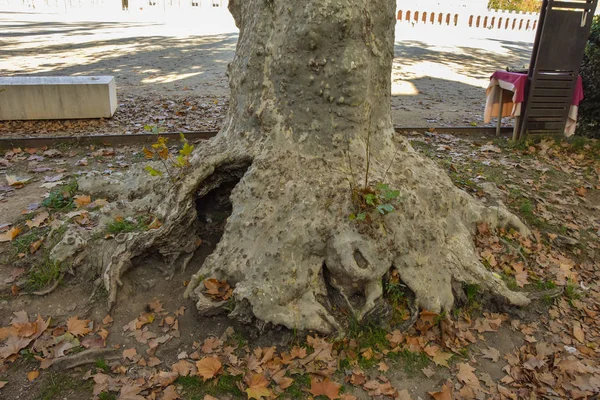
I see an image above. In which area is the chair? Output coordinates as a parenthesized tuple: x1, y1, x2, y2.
(515, 0, 598, 140)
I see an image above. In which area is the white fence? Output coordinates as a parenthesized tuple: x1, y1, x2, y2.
(0, 0, 227, 13)
(396, 8, 540, 31)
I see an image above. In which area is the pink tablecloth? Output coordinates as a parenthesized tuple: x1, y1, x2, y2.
(484, 71, 584, 136)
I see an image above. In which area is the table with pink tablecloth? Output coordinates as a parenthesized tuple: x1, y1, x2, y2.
(484, 71, 584, 136)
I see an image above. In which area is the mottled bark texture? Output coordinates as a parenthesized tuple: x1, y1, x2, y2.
(54, 0, 530, 334)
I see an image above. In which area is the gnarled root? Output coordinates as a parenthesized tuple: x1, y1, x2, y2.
(184, 143, 531, 334)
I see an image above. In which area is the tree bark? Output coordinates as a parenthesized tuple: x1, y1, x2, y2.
(55, 0, 531, 334)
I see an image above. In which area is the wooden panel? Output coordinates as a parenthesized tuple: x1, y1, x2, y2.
(552, 1, 595, 10)
(531, 88, 573, 97)
(528, 109, 568, 117)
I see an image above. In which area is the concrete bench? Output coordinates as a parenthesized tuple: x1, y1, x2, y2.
(0, 76, 117, 120)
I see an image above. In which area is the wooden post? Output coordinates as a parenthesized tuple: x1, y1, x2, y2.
(512, 116, 520, 141)
(496, 88, 503, 136)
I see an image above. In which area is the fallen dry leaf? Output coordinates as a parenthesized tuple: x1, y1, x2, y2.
(0, 381, 6, 389)
(309, 377, 341, 400)
(0, 336, 33, 358)
(245, 373, 271, 400)
(377, 361, 389, 372)
(123, 348, 137, 361)
(118, 384, 145, 400)
(172, 360, 194, 377)
(29, 237, 44, 254)
(456, 363, 480, 388)
(26, 211, 49, 229)
(26, 370, 39, 382)
(161, 385, 180, 400)
(481, 346, 501, 362)
(432, 351, 453, 368)
(196, 356, 222, 381)
(66, 316, 92, 337)
(428, 381, 453, 400)
(73, 195, 92, 208)
(573, 321, 585, 343)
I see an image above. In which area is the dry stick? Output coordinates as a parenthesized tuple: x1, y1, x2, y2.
(364, 104, 373, 189)
(382, 141, 403, 184)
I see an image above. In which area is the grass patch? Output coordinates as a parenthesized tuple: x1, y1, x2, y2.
(387, 350, 430, 376)
(98, 392, 118, 400)
(25, 258, 63, 292)
(36, 372, 92, 400)
(175, 374, 243, 399)
(11, 228, 46, 255)
(564, 281, 582, 301)
(285, 374, 311, 398)
(106, 216, 149, 235)
(95, 358, 110, 373)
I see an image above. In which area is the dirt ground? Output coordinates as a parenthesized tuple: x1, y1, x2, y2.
(0, 131, 597, 399)
(0, 12, 534, 136)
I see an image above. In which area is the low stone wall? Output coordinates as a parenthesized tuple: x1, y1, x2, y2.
(396, 8, 539, 31)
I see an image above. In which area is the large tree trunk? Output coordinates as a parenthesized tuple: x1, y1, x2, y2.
(57, 0, 530, 334)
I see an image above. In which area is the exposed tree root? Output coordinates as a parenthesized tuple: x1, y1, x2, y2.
(48, 133, 533, 335)
(50, 348, 121, 370)
(30, 273, 64, 296)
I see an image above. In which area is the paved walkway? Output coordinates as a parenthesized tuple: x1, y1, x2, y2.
(0, 11, 534, 134)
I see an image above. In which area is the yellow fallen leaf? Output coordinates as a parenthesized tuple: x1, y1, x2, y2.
(73, 195, 91, 208)
(245, 373, 272, 400)
(6, 175, 31, 187)
(27, 370, 39, 382)
(0, 226, 22, 242)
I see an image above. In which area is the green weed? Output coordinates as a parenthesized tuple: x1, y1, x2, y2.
(42, 181, 78, 211)
(26, 258, 63, 291)
(175, 374, 243, 399)
(36, 372, 92, 400)
(387, 350, 430, 376)
(95, 359, 110, 373)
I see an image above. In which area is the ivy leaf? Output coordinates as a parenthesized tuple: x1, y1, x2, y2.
(174, 155, 187, 168)
(377, 203, 395, 214)
(365, 194, 376, 206)
(144, 165, 163, 177)
(376, 183, 390, 191)
(357, 213, 367, 221)
(384, 189, 400, 200)
(180, 143, 194, 157)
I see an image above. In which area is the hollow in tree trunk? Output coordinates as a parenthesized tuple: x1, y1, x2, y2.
(57, 0, 530, 334)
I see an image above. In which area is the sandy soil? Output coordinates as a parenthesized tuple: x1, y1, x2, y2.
(0, 11, 534, 136)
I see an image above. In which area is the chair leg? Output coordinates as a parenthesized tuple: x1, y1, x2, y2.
(496, 88, 503, 136)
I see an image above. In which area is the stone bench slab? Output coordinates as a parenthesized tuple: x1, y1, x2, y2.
(0, 76, 117, 120)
